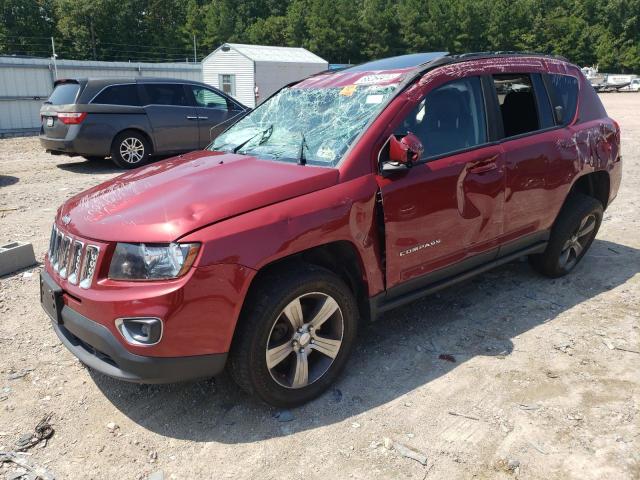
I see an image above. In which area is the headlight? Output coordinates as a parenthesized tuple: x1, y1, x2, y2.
(108, 243, 200, 280)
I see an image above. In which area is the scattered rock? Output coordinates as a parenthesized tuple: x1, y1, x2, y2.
(331, 388, 342, 403)
(351, 422, 361, 428)
(148, 450, 158, 462)
(273, 409, 294, 423)
(382, 437, 428, 465)
(106, 422, 119, 432)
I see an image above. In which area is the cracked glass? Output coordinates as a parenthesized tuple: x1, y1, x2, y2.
(210, 83, 399, 167)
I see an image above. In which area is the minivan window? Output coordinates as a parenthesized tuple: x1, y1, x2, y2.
(397, 76, 487, 158)
(191, 86, 227, 109)
(47, 82, 80, 105)
(547, 74, 579, 125)
(144, 84, 189, 106)
(92, 84, 141, 106)
(493, 74, 540, 137)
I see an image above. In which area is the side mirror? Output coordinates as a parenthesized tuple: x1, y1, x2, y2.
(382, 132, 424, 174)
(554, 105, 564, 124)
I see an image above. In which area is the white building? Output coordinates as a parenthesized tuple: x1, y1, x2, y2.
(202, 43, 328, 108)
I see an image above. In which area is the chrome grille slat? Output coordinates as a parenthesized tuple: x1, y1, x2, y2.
(58, 236, 72, 278)
(47, 223, 99, 289)
(67, 240, 84, 285)
(79, 245, 99, 289)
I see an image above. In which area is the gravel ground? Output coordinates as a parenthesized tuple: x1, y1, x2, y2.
(0, 94, 638, 480)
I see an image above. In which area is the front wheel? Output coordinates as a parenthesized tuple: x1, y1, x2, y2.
(529, 193, 603, 277)
(111, 131, 151, 169)
(228, 266, 358, 407)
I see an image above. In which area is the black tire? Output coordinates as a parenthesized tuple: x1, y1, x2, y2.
(228, 265, 358, 407)
(110, 130, 151, 169)
(82, 156, 104, 162)
(529, 193, 603, 277)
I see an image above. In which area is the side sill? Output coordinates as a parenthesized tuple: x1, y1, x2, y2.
(369, 241, 547, 320)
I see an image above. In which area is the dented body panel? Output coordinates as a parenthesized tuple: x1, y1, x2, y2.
(42, 53, 621, 383)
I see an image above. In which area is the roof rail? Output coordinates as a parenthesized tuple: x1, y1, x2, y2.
(448, 51, 570, 63)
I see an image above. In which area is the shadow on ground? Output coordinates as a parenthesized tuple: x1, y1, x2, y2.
(56, 155, 178, 175)
(91, 238, 639, 443)
(0, 175, 19, 187)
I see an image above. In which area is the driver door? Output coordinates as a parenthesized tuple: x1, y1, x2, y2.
(377, 76, 506, 290)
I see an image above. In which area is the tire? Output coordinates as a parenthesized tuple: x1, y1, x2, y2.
(228, 265, 358, 407)
(82, 156, 104, 162)
(110, 130, 151, 169)
(529, 193, 603, 277)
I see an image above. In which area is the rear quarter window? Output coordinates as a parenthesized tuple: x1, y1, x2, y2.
(92, 84, 142, 106)
(47, 83, 80, 105)
(546, 74, 579, 125)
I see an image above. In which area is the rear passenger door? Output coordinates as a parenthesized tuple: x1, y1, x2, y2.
(187, 85, 244, 148)
(140, 83, 199, 153)
(489, 73, 563, 244)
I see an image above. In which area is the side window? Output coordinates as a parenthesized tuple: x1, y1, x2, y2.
(396, 76, 487, 158)
(492, 74, 540, 137)
(191, 86, 228, 109)
(92, 84, 141, 106)
(143, 84, 189, 106)
(546, 74, 579, 125)
(219, 74, 236, 96)
(531, 74, 555, 129)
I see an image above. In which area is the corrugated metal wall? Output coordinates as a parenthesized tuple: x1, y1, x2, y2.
(202, 50, 255, 107)
(0, 57, 202, 137)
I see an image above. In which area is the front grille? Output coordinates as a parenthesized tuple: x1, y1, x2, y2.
(47, 223, 100, 289)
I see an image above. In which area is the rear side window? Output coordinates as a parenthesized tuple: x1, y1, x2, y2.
(92, 84, 141, 106)
(47, 83, 80, 105)
(492, 74, 540, 137)
(396, 76, 487, 158)
(143, 84, 189, 106)
(190, 86, 228, 109)
(546, 74, 579, 125)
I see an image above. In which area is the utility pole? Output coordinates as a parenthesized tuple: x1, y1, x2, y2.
(193, 34, 197, 63)
(51, 37, 58, 80)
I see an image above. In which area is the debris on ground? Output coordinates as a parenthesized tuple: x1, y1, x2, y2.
(7, 369, 34, 380)
(438, 354, 456, 362)
(0, 451, 56, 480)
(148, 470, 164, 480)
(273, 410, 295, 422)
(382, 437, 428, 465)
(15, 414, 54, 452)
(448, 411, 480, 421)
(105, 422, 119, 432)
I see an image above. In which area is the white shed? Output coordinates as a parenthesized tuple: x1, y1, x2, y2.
(202, 43, 328, 108)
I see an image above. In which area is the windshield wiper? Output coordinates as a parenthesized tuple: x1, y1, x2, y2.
(232, 124, 273, 154)
(298, 132, 309, 166)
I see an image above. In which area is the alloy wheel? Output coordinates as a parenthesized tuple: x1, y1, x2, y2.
(119, 137, 145, 164)
(265, 292, 344, 389)
(559, 213, 596, 270)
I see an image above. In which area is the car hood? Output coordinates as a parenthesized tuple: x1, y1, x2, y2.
(57, 151, 339, 242)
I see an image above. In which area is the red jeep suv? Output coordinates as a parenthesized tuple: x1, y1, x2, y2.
(40, 52, 622, 407)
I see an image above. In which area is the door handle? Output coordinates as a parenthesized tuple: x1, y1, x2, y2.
(468, 155, 499, 174)
(198, 116, 208, 120)
(186, 115, 198, 120)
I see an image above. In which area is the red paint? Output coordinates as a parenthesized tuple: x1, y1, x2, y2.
(46, 54, 621, 368)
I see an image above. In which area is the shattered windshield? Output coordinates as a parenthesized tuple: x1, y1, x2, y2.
(210, 83, 399, 166)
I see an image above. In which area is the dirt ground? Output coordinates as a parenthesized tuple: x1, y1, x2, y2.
(0, 94, 638, 480)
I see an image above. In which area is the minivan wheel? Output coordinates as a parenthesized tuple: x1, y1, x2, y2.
(228, 265, 358, 407)
(111, 131, 150, 169)
(529, 193, 603, 277)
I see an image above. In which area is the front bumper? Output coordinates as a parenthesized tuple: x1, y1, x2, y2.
(41, 269, 227, 383)
(52, 305, 227, 383)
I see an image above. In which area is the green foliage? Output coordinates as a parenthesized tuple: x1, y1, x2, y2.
(1, 0, 639, 72)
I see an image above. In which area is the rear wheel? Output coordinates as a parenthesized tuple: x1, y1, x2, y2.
(111, 131, 151, 169)
(529, 193, 603, 277)
(228, 265, 358, 407)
